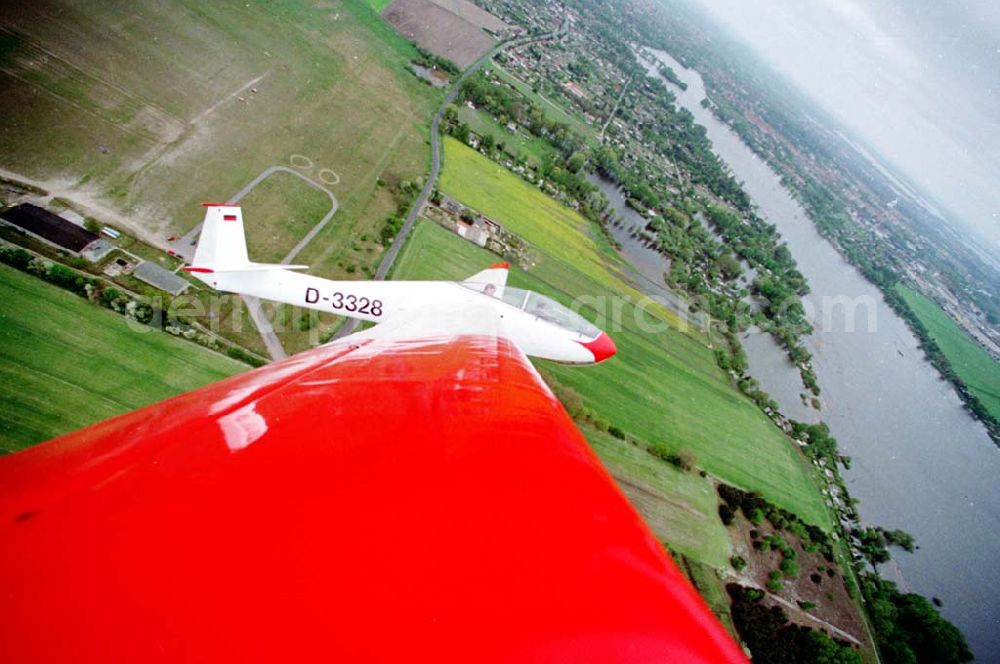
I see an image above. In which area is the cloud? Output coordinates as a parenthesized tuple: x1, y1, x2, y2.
(816, 0, 921, 77)
(688, 0, 1000, 247)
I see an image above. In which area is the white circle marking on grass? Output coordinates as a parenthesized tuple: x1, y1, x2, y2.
(290, 154, 313, 170)
(318, 169, 340, 186)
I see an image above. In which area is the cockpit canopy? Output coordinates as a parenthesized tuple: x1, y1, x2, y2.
(465, 284, 601, 339)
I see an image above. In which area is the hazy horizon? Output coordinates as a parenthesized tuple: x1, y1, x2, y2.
(683, 0, 1000, 257)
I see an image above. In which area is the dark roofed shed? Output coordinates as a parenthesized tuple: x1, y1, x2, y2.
(0, 204, 99, 253)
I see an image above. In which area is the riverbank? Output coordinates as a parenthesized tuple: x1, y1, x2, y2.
(638, 45, 1000, 657)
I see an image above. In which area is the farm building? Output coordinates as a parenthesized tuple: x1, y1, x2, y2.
(133, 262, 190, 296)
(0, 204, 99, 254)
(455, 216, 491, 247)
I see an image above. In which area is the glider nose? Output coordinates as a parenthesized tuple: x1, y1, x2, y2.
(579, 331, 617, 363)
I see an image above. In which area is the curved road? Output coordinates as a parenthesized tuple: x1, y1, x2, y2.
(170, 165, 338, 265)
(335, 27, 562, 340)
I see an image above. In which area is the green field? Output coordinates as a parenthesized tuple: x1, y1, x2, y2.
(456, 106, 556, 168)
(439, 136, 666, 301)
(582, 425, 732, 568)
(240, 170, 336, 264)
(395, 161, 831, 536)
(0, 264, 247, 453)
(897, 284, 1000, 420)
(365, 0, 395, 13)
(0, 0, 439, 279)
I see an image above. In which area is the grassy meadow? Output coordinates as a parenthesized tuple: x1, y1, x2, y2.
(897, 284, 1000, 420)
(0, 263, 246, 453)
(0, 0, 439, 278)
(239, 170, 337, 263)
(582, 424, 732, 568)
(396, 149, 831, 536)
(438, 136, 674, 303)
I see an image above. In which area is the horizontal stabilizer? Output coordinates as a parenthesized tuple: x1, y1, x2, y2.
(183, 263, 308, 274)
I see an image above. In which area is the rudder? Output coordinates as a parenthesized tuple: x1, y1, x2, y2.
(191, 203, 250, 270)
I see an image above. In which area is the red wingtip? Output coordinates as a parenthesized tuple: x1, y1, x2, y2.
(183, 267, 214, 274)
(489, 261, 511, 269)
(200, 202, 238, 207)
(577, 331, 617, 363)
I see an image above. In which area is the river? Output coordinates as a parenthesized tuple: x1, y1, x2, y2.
(624, 46, 1000, 658)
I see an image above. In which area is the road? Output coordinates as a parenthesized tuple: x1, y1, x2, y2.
(170, 166, 339, 361)
(599, 75, 632, 141)
(168, 165, 338, 264)
(731, 575, 863, 646)
(334, 28, 561, 340)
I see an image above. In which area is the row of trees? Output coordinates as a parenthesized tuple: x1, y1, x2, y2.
(594, 105, 820, 394)
(413, 47, 460, 76)
(1, 247, 155, 325)
(0, 246, 264, 367)
(862, 576, 973, 663)
(459, 71, 587, 156)
(566, 1, 979, 660)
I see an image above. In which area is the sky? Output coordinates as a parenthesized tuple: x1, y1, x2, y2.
(685, 0, 1000, 256)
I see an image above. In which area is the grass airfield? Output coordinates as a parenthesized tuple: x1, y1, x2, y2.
(0, 0, 439, 278)
(239, 170, 336, 264)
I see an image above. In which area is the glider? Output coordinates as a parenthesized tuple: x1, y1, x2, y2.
(183, 203, 616, 364)
(0, 204, 747, 662)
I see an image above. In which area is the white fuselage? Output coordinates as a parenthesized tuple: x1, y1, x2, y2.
(198, 269, 605, 364)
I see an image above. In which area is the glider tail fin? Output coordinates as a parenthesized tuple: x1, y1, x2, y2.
(191, 203, 250, 270)
(463, 261, 510, 297)
(187, 203, 306, 274)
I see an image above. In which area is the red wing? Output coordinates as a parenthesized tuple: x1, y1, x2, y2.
(0, 334, 746, 662)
